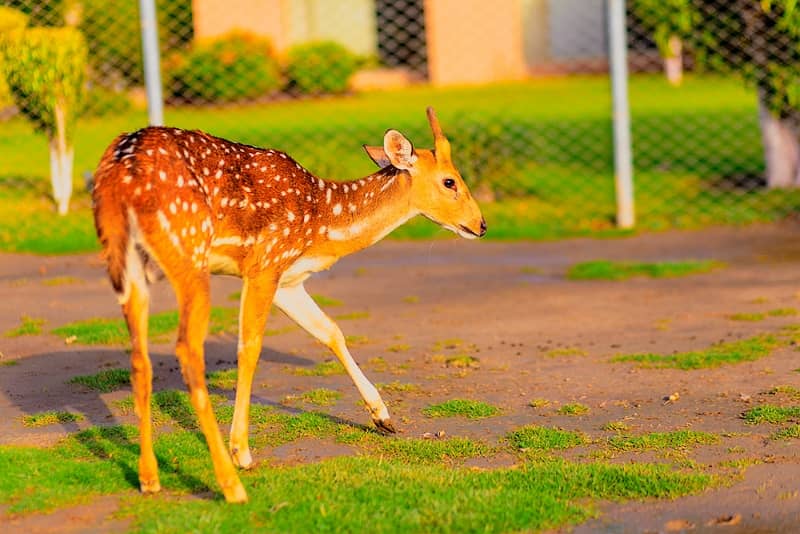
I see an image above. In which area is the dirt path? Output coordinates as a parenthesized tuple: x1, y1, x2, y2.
(2, 224, 800, 532)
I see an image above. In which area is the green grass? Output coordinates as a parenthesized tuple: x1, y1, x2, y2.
(567, 260, 723, 281)
(506, 425, 586, 451)
(113, 390, 227, 428)
(376, 381, 419, 393)
(608, 430, 719, 451)
(284, 388, 343, 407)
(529, 398, 551, 408)
(207, 368, 237, 390)
(767, 385, 800, 400)
(288, 360, 346, 376)
(602, 421, 631, 433)
(445, 354, 480, 368)
(41, 276, 82, 286)
(612, 334, 780, 370)
(68, 368, 130, 393)
(334, 311, 370, 321)
(21, 411, 84, 428)
(422, 399, 500, 419)
(727, 312, 766, 322)
(545, 347, 588, 358)
(1, 75, 792, 254)
(0, 426, 714, 530)
(311, 294, 342, 307)
(742, 405, 800, 424)
(558, 403, 590, 416)
(770, 425, 800, 440)
(51, 307, 241, 345)
(3, 315, 45, 337)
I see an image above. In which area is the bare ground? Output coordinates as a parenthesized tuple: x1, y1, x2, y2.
(2, 223, 800, 533)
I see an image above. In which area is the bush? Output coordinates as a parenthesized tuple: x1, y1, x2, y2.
(0, 6, 29, 110)
(79, 0, 192, 86)
(82, 85, 132, 117)
(2, 26, 87, 214)
(286, 41, 359, 95)
(165, 33, 281, 103)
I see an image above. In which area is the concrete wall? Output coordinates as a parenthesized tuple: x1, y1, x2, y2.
(548, 0, 606, 60)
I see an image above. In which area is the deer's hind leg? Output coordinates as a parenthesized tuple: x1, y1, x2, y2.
(120, 244, 159, 493)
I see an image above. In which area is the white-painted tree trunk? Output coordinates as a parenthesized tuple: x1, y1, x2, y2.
(49, 102, 73, 215)
(758, 101, 800, 189)
(663, 35, 683, 87)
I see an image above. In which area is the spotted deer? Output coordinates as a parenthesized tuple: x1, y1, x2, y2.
(92, 107, 486, 503)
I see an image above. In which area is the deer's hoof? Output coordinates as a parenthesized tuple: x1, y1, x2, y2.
(231, 446, 254, 470)
(140, 478, 161, 494)
(222, 480, 248, 504)
(373, 417, 397, 435)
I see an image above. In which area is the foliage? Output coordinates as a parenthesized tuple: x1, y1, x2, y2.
(422, 399, 500, 419)
(0, 5, 28, 33)
(3, 315, 44, 337)
(608, 430, 719, 451)
(21, 410, 83, 428)
(68, 368, 130, 393)
(631, 0, 701, 57)
(742, 404, 800, 424)
(506, 425, 586, 451)
(286, 41, 359, 95)
(165, 32, 281, 103)
(1, 25, 85, 141)
(79, 0, 193, 87)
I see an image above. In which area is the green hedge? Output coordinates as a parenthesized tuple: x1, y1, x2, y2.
(286, 41, 359, 95)
(0, 5, 29, 109)
(165, 33, 281, 103)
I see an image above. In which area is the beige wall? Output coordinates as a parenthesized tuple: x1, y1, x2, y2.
(423, 0, 527, 86)
(192, 0, 377, 56)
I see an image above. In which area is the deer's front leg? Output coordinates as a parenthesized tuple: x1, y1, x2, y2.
(230, 273, 277, 468)
(274, 284, 395, 433)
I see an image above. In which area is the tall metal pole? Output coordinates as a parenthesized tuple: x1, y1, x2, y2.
(608, 0, 635, 228)
(139, 0, 164, 126)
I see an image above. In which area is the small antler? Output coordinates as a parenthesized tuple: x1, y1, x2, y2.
(426, 106, 444, 139)
(426, 106, 451, 160)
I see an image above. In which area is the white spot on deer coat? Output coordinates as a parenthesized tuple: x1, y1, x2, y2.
(332, 204, 342, 216)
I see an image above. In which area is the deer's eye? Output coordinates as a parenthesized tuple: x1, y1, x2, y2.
(443, 178, 456, 190)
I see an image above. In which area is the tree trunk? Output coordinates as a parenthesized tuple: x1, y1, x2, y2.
(49, 102, 73, 215)
(758, 100, 800, 189)
(663, 35, 683, 87)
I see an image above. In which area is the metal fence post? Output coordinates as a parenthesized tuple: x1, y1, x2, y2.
(608, 0, 635, 228)
(139, 0, 164, 126)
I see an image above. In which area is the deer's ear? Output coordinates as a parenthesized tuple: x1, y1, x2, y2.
(363, 145, 392, 168)
(382, 129, 417, 170)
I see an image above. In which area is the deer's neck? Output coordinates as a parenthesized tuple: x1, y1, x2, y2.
(313, 169, 416, 259)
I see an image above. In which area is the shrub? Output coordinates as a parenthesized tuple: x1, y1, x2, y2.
(165, 33, 281, 103)
(81, 85, 132, 117)
(0, 6, 29, 109)
(286, 41, 359, 95)
(79, 0, 193, 86)
(2, 27, 87, 214)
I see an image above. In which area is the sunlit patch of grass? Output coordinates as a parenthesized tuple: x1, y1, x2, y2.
(4, 315, 45, 337)
(727, 312, 765, 322)
(765, 385, 800, 400)
(608, 430, 719, 451)
(312, 294, 342, 307)
(769, 308, 798, 317)
(375, 437, 493, 464)
(529, 398, 551, 409)
(283, 388, 342, 407)
(345, 334, 369, 345)
(21, 411, 84, 428)
(207, 369, 237, 390)
(742, 405, 800, 424)
(602, 421, 630, 433)
(51, 307, 242, 345)
(770, 425, 800, 440)
(567, 260, 723, 281)
(68, 368, 130, 393)
(545, 347, 587, 358)
(445, 354, 480, 368)
(376, 381, 419, 393)
(334, 311, 370, 321)
(422, 399, 500, 419)
(387, 343, 411, 352)
(558, 403, 590, 416)
(366, 356, 389, 372)
(432, 338, 464, 351)
(402, 295, 419, 304)
(288, 360, 345, 376)
(113, 389, 226, 428)
(612, 334, 780, 370)
(41, 276, 82, 286)
(506, 425, 586, 451)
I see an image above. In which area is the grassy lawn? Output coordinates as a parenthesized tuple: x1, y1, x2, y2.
(0, 391, 717, 531)
(567, 260, 723, 281)
(1, 75, 795, 254)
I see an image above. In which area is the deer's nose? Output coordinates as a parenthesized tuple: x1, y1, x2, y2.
(479, 218, 487, 237)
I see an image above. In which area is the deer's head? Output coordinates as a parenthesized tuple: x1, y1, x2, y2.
(363, 107, 486, 239)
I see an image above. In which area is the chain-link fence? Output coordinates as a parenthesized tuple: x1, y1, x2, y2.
(1, 0, 799, 247)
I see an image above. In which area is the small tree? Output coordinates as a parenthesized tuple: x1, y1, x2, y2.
(2, 27, 87, 214)
(0, 6, 28, 110)
(631, 0, 702, 86)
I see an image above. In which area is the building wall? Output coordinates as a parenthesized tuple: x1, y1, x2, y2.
(423, 0, 527, 86)
(548, 0, 606, 60)
(192, 0, 377, 56)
